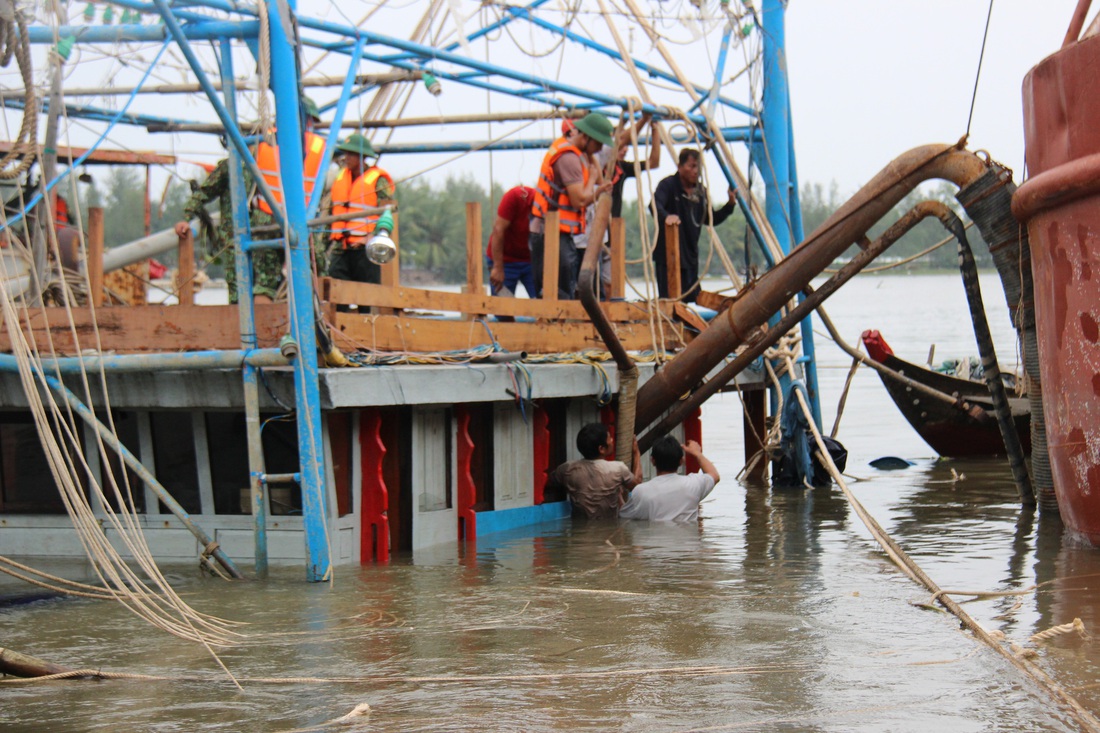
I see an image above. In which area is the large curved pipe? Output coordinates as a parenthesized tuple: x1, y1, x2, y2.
(634, 142, 993, 431)
(577, 192, 639, 466)
(638, 200, 951, 453)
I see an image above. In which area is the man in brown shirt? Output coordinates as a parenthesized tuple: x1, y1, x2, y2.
(546, 422, 643, 519)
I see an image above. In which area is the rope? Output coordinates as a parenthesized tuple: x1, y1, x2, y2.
(1030, 618, 1090, 644)
(0, 5, 35, 180)
(785, 359, 1100, 733)
(965, 0, 996, 139)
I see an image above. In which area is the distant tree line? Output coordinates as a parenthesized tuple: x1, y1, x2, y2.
(75, 167, 992, 283)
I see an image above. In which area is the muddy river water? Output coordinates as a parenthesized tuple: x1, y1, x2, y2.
(3, 274, 1099, 732)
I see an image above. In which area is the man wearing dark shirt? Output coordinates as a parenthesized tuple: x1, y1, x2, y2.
(652, 148, 736, 302)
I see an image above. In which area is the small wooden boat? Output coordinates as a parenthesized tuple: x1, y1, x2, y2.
(860, 330, 1031, 458)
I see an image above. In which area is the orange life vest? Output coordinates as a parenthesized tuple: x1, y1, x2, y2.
(331, 166, 395, 247)
(531, 137, 589, 235)
(255, 131, 326, 215)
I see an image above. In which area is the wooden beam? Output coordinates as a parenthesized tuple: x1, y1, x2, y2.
(743, 388, 768, 483)
(664, 222, 681, 299)
(0, 142, 176, 166)
(610, 217, 625, 300)
(543, 211, 560, 302)
(87, 207, 104, 307)
(465, 202, 484, 300)
(330, 312, 686, 355)
(380, 211, 400, 288)
(0, 304, 289, 354)
(323, 279, 672, 322)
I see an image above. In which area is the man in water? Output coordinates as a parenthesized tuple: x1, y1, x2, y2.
(546, 422, 642, 519)
(620, 436, 720, 523)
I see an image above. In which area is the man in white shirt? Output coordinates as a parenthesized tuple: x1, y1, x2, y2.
(620, 436, 720, 523)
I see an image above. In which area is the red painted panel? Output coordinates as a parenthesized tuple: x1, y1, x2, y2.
(359, 410, 390, 563)
(454, 406, 477, 542)
(532, 406, 550, 505)
(683, 407, 703, 474)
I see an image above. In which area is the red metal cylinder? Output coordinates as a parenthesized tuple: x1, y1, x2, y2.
(1015, 33, 1100, 544)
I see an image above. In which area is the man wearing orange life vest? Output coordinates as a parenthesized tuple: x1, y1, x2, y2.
(529, 112, 614, 299)
(254, 96, 326, 218)
(328, 133, 396, 283)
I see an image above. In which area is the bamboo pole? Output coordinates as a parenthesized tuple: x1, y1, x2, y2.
(0, 646, 75, 678)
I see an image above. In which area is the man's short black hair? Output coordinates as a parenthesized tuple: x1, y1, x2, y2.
(577, 422, 609, 460)
(678, 148, 701, 167)
(651, 435, 683, 472)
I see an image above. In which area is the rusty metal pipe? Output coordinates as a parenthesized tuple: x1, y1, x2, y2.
(638, 201, 946, 453)
(634, 143, 993, 432)
(578, 191, 639, 466)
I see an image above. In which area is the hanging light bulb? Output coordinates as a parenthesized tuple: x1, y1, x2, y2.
(366, 208, 397, 265)
(421, 71, 442, 97)
(83, 2, 95, 22)
(102, 5, 114, 24)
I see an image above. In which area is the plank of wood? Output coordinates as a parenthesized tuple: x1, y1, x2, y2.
(87, 207, 104, 308)
(330, 312, 686, 354)
(543, 211, 560, 302)
(323, 279, 671, 322)
(665, 222, 681, 299)
(0, 304, 289, 353)
(610, 217, 625, 300)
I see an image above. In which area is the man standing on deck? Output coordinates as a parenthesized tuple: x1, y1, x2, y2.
(486, 184, 537, 298)
(529, 113, 614, 299)
(652, 148, 737, 302)
(546, 422, 643, 519)
(329, 133, 396, 284)
(620, 436, 720, 523)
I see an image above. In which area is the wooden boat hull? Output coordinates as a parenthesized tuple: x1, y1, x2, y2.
(861, 330, 1031, 458)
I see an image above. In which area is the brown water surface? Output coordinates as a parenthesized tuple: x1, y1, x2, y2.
(2, 274, 1099, 731)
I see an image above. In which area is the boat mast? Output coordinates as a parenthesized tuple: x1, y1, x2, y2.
(760, 0, 822, 428)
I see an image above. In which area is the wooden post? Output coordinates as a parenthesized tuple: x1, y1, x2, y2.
(610, 217, 625, 300)
(743, 388, 768, 482)
(176, 224, 195, 306)
(543, 211, 560, 302)
(465, 202, 483, 295)
(664, 221, 681, 299)
(87, 207, 104, 307)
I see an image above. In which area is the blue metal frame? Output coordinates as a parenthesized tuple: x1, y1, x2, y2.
(3, 0, 828, 573)
(307, 36, 364, 220)
(760, 0, 821, 429)
(219, 40, 269, 578)
(264, 0, 330, 582)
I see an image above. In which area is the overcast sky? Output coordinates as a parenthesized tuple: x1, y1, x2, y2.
(5, 1, 1091, 212)
(786, 0, 1081, 195)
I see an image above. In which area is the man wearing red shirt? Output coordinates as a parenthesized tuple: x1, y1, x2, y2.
(486, 185, 537, 297)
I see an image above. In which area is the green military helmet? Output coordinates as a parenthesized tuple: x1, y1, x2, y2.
(336, 133, 378, 159)
(302, 95, 322, 122)
(574, 113, 614, 146)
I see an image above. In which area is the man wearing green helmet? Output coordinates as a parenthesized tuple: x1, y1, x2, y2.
(529, 112, 614, 299)
(328, 133, 396, 283)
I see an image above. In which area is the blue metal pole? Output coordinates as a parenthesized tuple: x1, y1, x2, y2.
(0, 349, 287, 375)
(265, 0, 330, 582)
(150, 0, 284, 226)
(306, 35, 363, 220)
(220, 39, 270, 578)
(761, 0, 820, 430)
(787, 98, 821, 428)
(26, 21, 257, 44)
